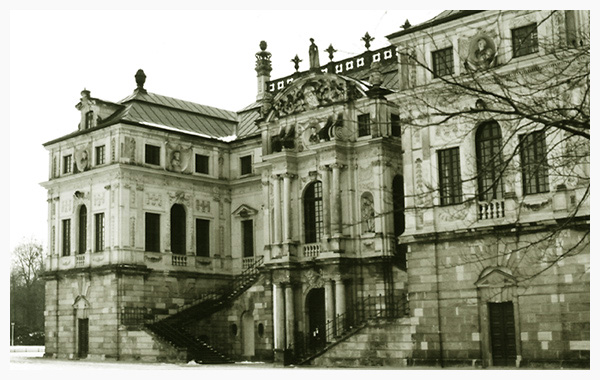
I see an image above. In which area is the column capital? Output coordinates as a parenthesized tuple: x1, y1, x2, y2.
(318, 165, 331, 172)
(282, 172, 296, 179)
(330, 163, 346, 170)
(271, 174, 281, 180)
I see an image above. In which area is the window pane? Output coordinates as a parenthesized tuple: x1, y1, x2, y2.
(95, 146, 105, 165)
(62, 219, 71, 256)
(78, 206, 87, 254)
(391, 114, 401, 137)
(63, 155, 72, 174)
(170, 205, 186, 255)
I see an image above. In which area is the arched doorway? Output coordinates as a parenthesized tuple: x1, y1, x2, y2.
(306, 288, 326, 352)
(170, 204, 186, 255)
(242, 312, 255, 358)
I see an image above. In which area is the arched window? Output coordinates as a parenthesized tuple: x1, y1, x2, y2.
(304, 181, 323, 243)
(476, 121, 504, 201)
(170, 204, 186, 255)
(78, 205, 87, 254)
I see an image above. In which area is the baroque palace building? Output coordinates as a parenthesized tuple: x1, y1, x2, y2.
(41, 10, 590, 367)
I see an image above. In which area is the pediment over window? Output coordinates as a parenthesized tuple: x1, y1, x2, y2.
(232, 204, 258, 218)
(475, 267, 516, 288)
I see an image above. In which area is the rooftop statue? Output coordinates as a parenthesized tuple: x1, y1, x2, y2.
(309, 38, 320, 71)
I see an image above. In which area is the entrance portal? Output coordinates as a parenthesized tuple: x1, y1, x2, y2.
(78, 318, 89, 358)
(489, 302, 517, 366)
(306, 288, 326, 351)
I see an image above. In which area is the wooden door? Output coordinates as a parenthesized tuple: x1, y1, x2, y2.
(78, 318, 89, 358)
(489, 302, 517, 366)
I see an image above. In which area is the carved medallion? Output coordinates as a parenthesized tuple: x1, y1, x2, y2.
(466, 34, 496, 70)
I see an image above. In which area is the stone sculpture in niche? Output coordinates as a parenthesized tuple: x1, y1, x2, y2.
(466, 35, 496, 70)
(361, 192, 375, 233)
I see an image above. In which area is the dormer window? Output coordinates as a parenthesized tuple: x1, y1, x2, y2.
(85, 111, 94, 129)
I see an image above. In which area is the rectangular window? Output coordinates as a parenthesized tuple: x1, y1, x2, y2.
(195, 219, 210, 257)
(432, 47, 454, 78)
(63, 155, 72, 174)
(62, 219, 71, 256)
(94, 213, 105, 252)
(85, 111, 94, 129)
(195, 154, 209, 174)
(95, 145, 105, 165)
(512, 24, 538, 57)
(438, 147, 462, 205)
(391, 114, 401, 137)
(357, 114, 371, 137)
(242, 220, 254, 258)
(520, 131, 549, 195)
(240, 155, 252, 175)
(145, 213, 161, 252)
(145, 144, 161, 165)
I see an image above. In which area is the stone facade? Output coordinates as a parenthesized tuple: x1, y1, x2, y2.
(41, 10, 589, 368)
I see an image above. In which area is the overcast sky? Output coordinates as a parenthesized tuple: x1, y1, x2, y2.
(7, 5, 445, 253)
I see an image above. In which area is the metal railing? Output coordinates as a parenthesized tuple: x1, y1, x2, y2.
(298, 292, 409, 363)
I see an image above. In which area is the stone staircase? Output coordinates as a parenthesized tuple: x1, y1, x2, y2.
(144, 256, 264, 363)
(308, 317, 415, 367)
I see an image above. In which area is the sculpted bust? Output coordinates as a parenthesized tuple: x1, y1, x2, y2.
(467, 35, 496, 70)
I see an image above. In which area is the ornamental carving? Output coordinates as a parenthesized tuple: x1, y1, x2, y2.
(303, 269, 325, 293)
(270, 76, 349, 119)
(75, 144, 91, 172)
(169, 191, 190, 205)
(145, 192, 163, 207)
(94, 193, 105, 207)
(166, 143, 192, 173)
(466, 34, 497, 71)
(123, 136, 136, 162)
(196, 199, 211, 213)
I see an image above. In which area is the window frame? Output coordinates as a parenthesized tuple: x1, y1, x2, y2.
(240, 155, 252, 176)
(303, 181, 324, 243)
(476, 122, 504, 201)
(357, 113, 371, 137)
(145, 144, 161, 166)
(391, 114, 401, 137)
(432, 47, 454, 78)
(63, 154, 73, 174)
(195, 154, 210, 175)
(95, 145, 105, 166)
(519, 130, 549, 195)
(78, 206, 87, 254)
(94, 213, 105, 252)
(438, 147, 463, 206)
(242, 219, 254, 258)
(145, 212, 161, 252)
(62, 219, 71, 256)
(195, 219, 210, 257)
(512, 23, 539, 58)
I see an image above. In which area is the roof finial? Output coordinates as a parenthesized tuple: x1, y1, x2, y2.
(135, 69, 147, 93)
(291, 55, 302, 72)
(402, 19, 411, 29)
(255, 40, 272, 76)
(361, 32, 375, 50)
(325, 44, 337, 62)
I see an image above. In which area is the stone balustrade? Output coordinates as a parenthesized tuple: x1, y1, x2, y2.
(303, 243, 321, 258)
(478, 199, 505, 220)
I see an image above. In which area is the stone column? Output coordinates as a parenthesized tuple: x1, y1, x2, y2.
(335, 279, 346, 335)
(282, 173, 294, 243)
(272, 175, 282, 244)
(324, 280, 335, 341)
(285, 284, 295, 350)
(331, 164, 343, 236)
(274, 283, 285, 351)
(319, 166, 331, 239)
